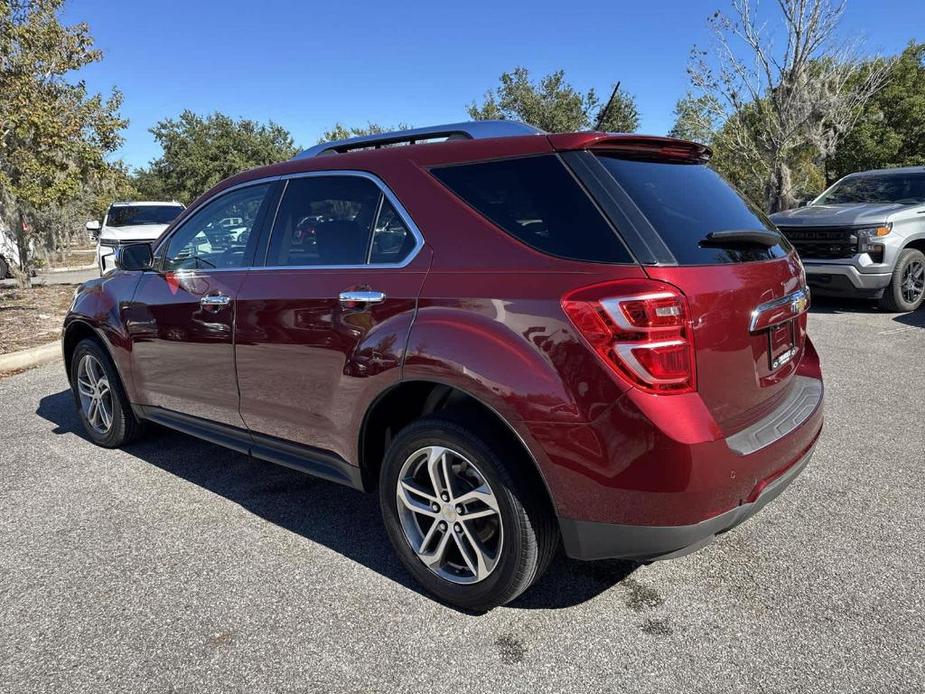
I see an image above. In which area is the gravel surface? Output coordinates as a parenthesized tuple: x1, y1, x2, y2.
(1, 300, 923, 693)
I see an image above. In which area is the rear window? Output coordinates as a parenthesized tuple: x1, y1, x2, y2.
(596, 155, 791, 265)
(431, 155, 632, 263)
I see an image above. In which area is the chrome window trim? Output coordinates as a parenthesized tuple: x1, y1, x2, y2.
(155, 170, 425, 273)
(258, 169, 425, 271)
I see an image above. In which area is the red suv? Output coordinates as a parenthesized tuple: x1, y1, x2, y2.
(63, 121, 823, 610)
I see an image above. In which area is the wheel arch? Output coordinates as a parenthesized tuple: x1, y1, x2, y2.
(62, 320, 119, 382)
(901, 237, 925, 254)
(359, 379, 559, 519)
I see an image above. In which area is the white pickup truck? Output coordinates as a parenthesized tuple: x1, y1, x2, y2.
(89, 201, 185, 274)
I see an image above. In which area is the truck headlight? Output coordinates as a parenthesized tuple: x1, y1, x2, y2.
(856, 224, 891, 261)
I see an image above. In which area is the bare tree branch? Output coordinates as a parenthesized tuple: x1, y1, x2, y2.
(687, 0, 891, 211)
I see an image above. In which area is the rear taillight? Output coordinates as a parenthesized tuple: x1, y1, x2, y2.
(561, 280, 696, 394)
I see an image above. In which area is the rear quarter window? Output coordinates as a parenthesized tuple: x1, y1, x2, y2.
(431, 155, 633, 264)
(596, 155, 792, 265)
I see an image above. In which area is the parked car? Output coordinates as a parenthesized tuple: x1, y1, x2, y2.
(771, 166, 925, 311)
(63, 121, 824, 610)
(89, 201, 185, 274)
(0, 224, 35, 279)
(0, 226, 16, 279)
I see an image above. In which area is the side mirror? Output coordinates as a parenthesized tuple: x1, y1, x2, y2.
(114, 242, 154, 271)
(85, 220, 101, 232)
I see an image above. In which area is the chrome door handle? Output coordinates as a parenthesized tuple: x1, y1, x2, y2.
(339, 290, 386, 305)
(200, 294, 232, 307)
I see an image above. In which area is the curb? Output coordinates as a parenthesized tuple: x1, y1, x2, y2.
(0, 341, 61, 375)
(45, 263, 96, 273)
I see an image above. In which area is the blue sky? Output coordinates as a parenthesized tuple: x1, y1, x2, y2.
(62, 0, 925, 170)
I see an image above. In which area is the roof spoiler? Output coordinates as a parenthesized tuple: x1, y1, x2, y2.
(549, 133, 712, 163)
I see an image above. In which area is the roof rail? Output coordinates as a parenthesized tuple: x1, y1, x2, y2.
(294, 120, 545, 159)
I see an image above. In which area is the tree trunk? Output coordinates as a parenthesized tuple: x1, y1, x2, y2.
(768, 161, 796, 213)
(14, 210, 32, 289)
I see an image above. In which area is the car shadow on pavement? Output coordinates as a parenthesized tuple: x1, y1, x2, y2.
(36, 389, 638, 612)
(808, 296, 881, 315)
(809, 296, 925, 328)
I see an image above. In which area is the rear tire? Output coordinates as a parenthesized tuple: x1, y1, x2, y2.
(880, 248, 925, 312)
(379, 414, 557, 611)
(69, 338, 143, 448)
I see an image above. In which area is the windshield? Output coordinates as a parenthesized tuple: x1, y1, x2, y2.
(816, 173, 925, 205)
(106, 205, 183, 227)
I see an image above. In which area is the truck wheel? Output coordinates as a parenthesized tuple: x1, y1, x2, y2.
(880, 248, 925, 312)
(379, 414, 557, 611)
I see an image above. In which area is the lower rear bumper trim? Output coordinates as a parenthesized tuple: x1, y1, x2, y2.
(559, 443, 816, 561)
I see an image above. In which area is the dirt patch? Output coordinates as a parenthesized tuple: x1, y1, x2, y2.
(44, 248, 96, 270)
(0, 284, 75, 354)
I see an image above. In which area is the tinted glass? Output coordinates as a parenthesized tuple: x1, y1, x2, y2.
(816, 173, 925, 205)
(267, 176, 382, 266)
(107, 205, 184, 227)
(164, 184, 270, 270)
(596, 155, 791, 265)
(431, 155, 632, 263)
(370, 200, 416, 264)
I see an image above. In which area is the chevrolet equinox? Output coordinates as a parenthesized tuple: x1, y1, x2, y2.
(63, 121, 824, 610)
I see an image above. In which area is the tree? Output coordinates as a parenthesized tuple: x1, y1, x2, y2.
(318, 122, 411, 143)
(134, 111, 297, 204)
(687, 0, 890, 212)
(669, 93, 722, 144)
(828, 42, 925, 180)
(468, 67, 639, 133)
(0, 0, 127, 285)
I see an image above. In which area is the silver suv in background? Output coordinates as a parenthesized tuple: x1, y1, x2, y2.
(771, 166, 925, 312)
(88, 201, 185, 274)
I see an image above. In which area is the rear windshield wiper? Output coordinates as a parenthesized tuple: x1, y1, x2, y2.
(701, 229, 782, 247)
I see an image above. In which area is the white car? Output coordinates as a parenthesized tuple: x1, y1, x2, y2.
(88, 201, 185, 274)
(0, 225, 30, 279)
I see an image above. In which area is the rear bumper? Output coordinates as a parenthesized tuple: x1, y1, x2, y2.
(560, 443, 815, 561)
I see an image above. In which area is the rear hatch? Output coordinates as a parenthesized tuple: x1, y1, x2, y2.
(560, 142, 809, 435)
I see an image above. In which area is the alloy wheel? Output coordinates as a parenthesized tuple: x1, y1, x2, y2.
(76, 354, 113, 435)
(395, 445, 503, 584)
(901, 259, 925, 305)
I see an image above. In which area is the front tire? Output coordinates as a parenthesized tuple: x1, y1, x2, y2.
(69, 338, 143, 448)
(379, 414, 557, 611)
(880, 248, 925, 312)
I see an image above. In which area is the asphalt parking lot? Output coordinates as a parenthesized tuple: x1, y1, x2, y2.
(1, 300, 923, 693)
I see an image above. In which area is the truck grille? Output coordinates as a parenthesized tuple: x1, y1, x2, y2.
(777, 226, 857, 260)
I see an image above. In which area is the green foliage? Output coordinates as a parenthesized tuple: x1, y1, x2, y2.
(669, 93, 721, 144)
(134, 111, 298, 204)
(468, 67, 639, 133)
(318, 122, 412, 143)
(828, 42, 925, 180)
(0, 0, 127, 281)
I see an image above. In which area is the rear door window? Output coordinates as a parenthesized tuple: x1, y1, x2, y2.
(431, 155, 633, 263)
(595, 155, 791, 265)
